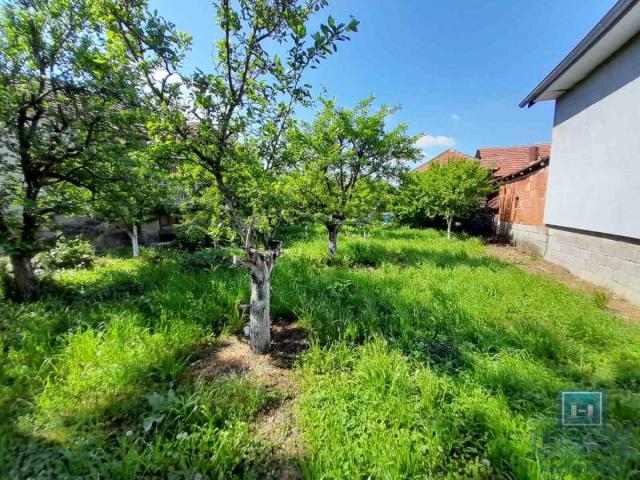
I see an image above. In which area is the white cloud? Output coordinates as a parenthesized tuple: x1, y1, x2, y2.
(415, 134, 456, 150)
(451, 113, 460, 121)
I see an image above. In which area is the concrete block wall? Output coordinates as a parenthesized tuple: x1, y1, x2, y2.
(502, 222, 548, 256)
(545, 226, 640, 304)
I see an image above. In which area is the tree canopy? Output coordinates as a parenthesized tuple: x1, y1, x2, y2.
(288, 96, 420, 256)
(90, 151, 179, 257)
(0, 0, 187, 298)
(395, 158, 494, 238)
(147, 0, 359, 352)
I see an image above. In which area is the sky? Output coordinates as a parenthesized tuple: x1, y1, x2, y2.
(149, 0, 616, 167)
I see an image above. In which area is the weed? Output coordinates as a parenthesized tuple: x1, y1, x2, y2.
(593, 290, 611, 310)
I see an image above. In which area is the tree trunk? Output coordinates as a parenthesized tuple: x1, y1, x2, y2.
(446, 217, 453, 239)
(237, 242, 281, 354)
(130, 224, 140, 257)
(10, 254, 38, 300)
(249, 259, 272, 354)
(326, 223, 340, 257)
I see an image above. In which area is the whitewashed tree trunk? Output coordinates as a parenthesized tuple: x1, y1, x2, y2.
(129, 224, 140, 257)
(446, 217, 453, 239)
(327, 223, 340, 257)
(10, 254, 37, 300)
(235, 242, 281, 354)
(249, 257, 272, 353)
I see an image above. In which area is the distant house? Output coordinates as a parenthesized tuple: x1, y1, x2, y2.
(476, 144, 551, 181)
(413, 146, 552, 239)
(413, 148, 477, 172)
(475, 144, 551, 250)
(520, 0, 640, 303)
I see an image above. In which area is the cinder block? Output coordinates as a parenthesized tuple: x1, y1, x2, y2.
(558, 242, 592, 260)
(585, 262, 613, 280)
(613, 243, 638, 262)
(619, 259, 640, 278)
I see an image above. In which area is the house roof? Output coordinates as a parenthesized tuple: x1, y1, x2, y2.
(475, 143, 551, 179)
(501, 155, 550, 181)
(520, 0, 640, 107)
(413, 148, 476, 172)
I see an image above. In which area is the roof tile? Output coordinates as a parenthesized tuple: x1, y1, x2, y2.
(475, 143, 551, 179)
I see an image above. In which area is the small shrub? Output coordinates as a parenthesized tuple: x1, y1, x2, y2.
(173, 223, 210, 251)
(0, 257, 16, 299)
(34, 238, 95, 271)
(344, 240, 389, 267)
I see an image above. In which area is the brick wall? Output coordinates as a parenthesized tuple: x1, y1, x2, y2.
(498, 167, 548, 226)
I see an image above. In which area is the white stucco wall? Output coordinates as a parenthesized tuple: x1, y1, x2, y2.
(545, 33, 640, 240)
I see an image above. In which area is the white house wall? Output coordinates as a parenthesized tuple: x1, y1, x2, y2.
(545, 33, 640, 240)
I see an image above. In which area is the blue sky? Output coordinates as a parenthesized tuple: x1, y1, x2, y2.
(149, 0, 615, 166)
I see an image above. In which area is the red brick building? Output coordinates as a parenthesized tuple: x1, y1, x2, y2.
(475, 144, 551, 251)
(497, 159, 549, 226)
(413, 144, 552, 248)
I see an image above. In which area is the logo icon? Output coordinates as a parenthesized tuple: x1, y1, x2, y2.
(559, 390, 605, 427)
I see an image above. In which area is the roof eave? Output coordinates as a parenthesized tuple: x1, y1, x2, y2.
(500, 156, 550, 181)
(519, 0, 640, 108)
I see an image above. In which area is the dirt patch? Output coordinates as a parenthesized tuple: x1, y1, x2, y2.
(487, 243, 640, 323)
(194, 321, 308, 388)
(193, 320, 308, 479)
(255, 396, 304, 480)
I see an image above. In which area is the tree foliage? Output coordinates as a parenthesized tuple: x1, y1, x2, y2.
(151, 1, 358, 249)
(0, 0, 187, 298)
(147, 0, 358, 352)
(287, 96, 420, 255)
(395, 158, 494, 238)
(90, 152, 179, 256)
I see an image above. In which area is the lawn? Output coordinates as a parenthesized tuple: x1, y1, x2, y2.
(1, 228, 639, 479)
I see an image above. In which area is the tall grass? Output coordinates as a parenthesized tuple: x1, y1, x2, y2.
(1, 228, 639, 478)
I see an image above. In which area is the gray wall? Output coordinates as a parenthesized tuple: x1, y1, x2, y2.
(546, 33, 640, 240)
(545, 226, 640, 304)
(498, 221, 548, 256)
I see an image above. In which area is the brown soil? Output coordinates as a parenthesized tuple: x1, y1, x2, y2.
(486, 243, 640, 323)
(193, 320, 308, 479)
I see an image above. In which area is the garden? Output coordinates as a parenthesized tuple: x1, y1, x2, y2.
(2, 228, 639, 478)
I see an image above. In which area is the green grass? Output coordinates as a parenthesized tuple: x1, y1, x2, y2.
(1, 228, 639, 478)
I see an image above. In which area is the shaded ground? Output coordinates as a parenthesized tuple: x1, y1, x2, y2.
(487, 243, 640, 323)
(194, 320, 309, 479)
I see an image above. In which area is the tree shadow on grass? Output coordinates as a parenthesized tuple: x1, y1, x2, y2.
(39, 251, 237, 305)
(341, 240, 506, 270)
(277, 249, 636, 416)
(276, 253, 640, 478)
(1, 333, 289, 479)
(4, 239, 639, 479)
(20, 252, 249, 342)
(0, 253, 275, 477)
